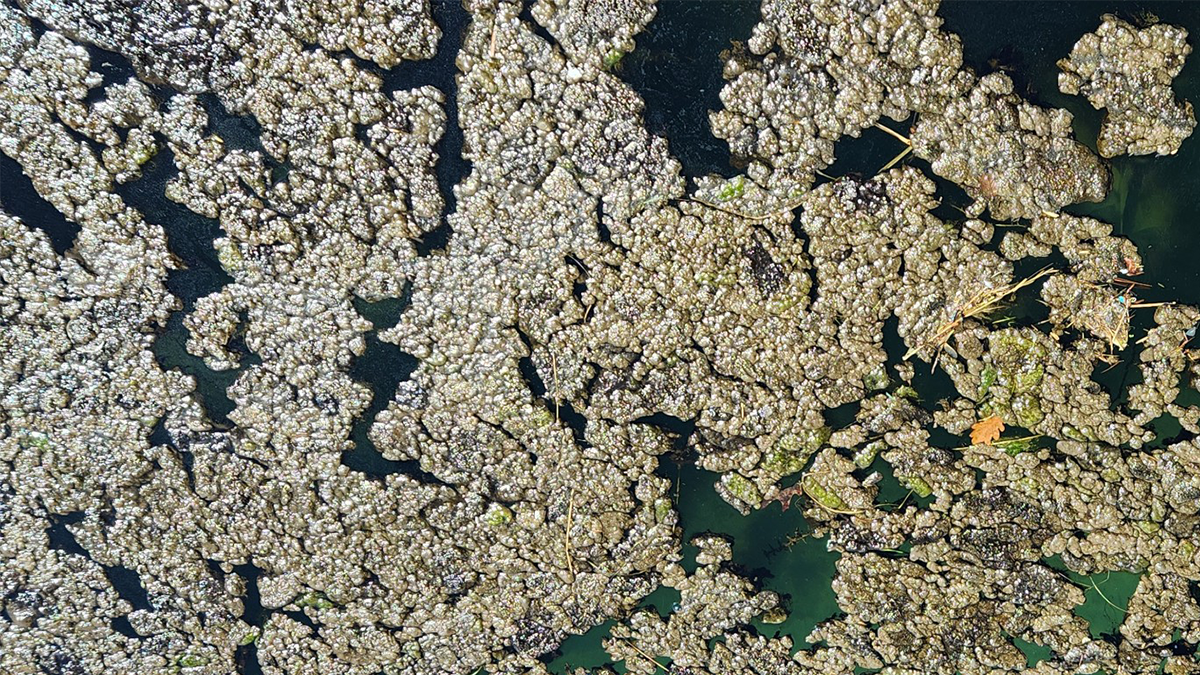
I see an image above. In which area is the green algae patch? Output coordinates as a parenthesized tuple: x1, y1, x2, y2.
(989, 330, 1049, 394)
(1010, 393, 1044, 428)
(898, 475, 933, 499)
(995, 435, 1039, 457)
(652, 497, 673, 524)
(296, 591, 334, 610)
(978, 365, 998, 399)
(484, 504, 513, 527)
(715, 175, 746, 202)
(981, 329, 1053, 428)
(863, 365, 891, 392)
(177, 654, 208, 668)
(602, 49, 625, 70)
(722, 472, 761, 504)
(18, 430, 51, 451)
(801, 475, 849, 511)
(762, 448, 805, 475)
(854, 441, 886, 470)
(764, 427, 828, 476)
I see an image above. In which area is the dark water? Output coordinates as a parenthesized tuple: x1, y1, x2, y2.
(46, 511, 155, 641)
(341, 297, 420, 478)
(116, 140, 242, 427)
(548, 458, 840, 673)
(549, 2, 843, 667)
(937, 4, 1200, 659)
(382, 0, 472, 254)
(64, 40, 249, 428)
(231, 561, 266, 675)
(0, 152, 81, 253)
(618, 0, 761, 180)
(941, 1, 1200, 305)
(940, 0, 1200, 459)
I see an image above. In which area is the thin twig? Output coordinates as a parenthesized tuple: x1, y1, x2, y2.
(784, 530, 811, 550)
(551, 351, 560, 422)
(1129, 301, 1172, 309)
(1054, 570, 1129, 616)
(564, 490, 576, 578)
(878, 145, 912, 174)
(620, 637, 670, 673)
(873, 122, 911, 145)
(953, 434, 1043, 451)
(904, 267, 1055, 360)
(1087, 573, 1129, 615)
(488, 17, 498, 59)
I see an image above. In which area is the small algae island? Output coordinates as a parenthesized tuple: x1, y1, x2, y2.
(3, 1, 1200, 674)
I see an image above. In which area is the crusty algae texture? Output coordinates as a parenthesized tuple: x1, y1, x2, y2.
(2, 0, 1200, 674)
(1059, 13, 1196, 158)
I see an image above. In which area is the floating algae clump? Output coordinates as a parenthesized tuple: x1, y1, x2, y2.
(3, 0, 1200, 673)
(709, 0, 970, 196)
(1059, 14, 1196, 157)
(911, 72, 1111, 220)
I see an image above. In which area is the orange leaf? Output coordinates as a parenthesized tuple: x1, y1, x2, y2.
(970, 416, 1005, 446)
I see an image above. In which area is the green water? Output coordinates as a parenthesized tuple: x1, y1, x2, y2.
(548, 1, 1200, 670)
(672, 463, 841, 647)
(549, 460, 840, 672)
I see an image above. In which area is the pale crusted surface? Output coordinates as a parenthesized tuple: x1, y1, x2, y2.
(531, 0, 656, 65)
(710, 0, 970, 196)
(2, 0, 686, 673)
(4, 0, 1200, 674)
(604, 535, 778, 675)
(17, 0, 439, 92)
(911, 73, 1110, 220)
(1059, 14, 1196, 157)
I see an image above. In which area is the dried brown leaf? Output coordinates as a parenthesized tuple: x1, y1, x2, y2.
(970, 415, 1005, 446)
